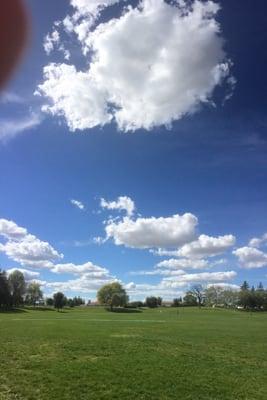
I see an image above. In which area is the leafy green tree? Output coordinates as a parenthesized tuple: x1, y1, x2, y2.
(97, 282, 128, 310)
(72, 296, 85, 306)
(0, 269, 11, 308)
(172, 297, 182, 307)
(67, 298, 75, 307)
(240, 281, 249, 291)
(25, 282, 43, 306)
(46, 297, 54, 306)
(183, 293, 198, 306)
(8, 270, 26, 306)
(53, 292, 66, 311)
(127, 301, 143, 308)
(157, 297, 162, 306)
(239, 281, 251, 309)
(145, 296, 159, 308)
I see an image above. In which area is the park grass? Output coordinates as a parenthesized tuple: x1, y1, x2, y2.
(0, 307, 266, 400)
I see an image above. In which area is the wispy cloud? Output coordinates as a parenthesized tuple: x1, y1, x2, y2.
(0, 113, 42, 143)
(70, 199, 85, 210)
(0, 91, 25, 104)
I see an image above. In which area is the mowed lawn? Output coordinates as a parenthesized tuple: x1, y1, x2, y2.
(0, 307, 266, 400)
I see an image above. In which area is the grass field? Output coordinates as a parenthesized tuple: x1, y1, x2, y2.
(0, 307, 266, 400)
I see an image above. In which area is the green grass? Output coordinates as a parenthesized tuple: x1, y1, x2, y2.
(0, 307, 266, 400)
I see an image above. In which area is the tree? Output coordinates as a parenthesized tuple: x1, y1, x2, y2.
(97, 282, 128, 310)
(0, 269, 11, 308)
(239, 281, 251, 309)
(240, 281, 249, 291)
(188, 284, 204, 308)
(46, 297, 54, 306)
(145, 296, 158, 308)
(183, 293, 198, 306)
(72, 296, 85, 306)
(8, 270, 26, 306)
(53, 292, 66, 311)
(25, 282, 43, 306)
(219, 289, 239, 308)
(204, 286, 224, 307)
(157, 297, 162, 306)
(172, 298, 182, 307)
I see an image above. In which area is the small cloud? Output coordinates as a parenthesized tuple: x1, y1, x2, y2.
(70, 199, 85, 210)
(100, 196, 135, 217)
(0, 92, 24, 104)
(0, 113, 42, 143)
(43, 30, 60, 55)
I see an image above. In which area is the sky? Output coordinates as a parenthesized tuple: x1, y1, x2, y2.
(0, 0, 267, 301)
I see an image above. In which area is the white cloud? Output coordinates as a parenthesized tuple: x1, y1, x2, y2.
(105, 213, 198, 248)
(125, 270, 236, 300)
(100, 196, 135, 217)
(207, 283, 240, 290)
(249, 233, 267, 248)
(0, 113, 41, 143)
(130, 268, 186, 276)
(46, 273, 117, 294)
(233, 246, 267, 269)
(174, 234, 236, 259)
(6, 268, 40, 280)
(43, 30, 60, 55)
(38, 0, 233, 132)
(162, 270, 236, 287)
(0, 219, 27, 240)
(36, 63, 112, 130)
(157, 258, 209, 270)
(51, 261, 110, 278)
(0, 219, 63, 269)
(70, 199, 85, 210)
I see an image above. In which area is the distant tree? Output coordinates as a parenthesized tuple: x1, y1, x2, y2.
(0, 269, 11, 308)
(240, 281, 250, 291)
(172, 298, 182, 307)
(53, 292, 66, 311)
(127, 301, 143, 308)
(204, 286, 223, 307)
(183, 293, 198, 306)
(97, 282, 128, 310)
(255, 284, 265, 309)
(72, 296, 85, 306)
(8, 270, 26, 306)
(46, 297, 54, 307)
(67, 298, 74, 307)
(25, 282, 43, 306)
(157, 297, 162, 306)
(145, 296, 159, 308)
(188, 284, 204, 308)
(220, 289, 239, 308)
(239, 281, 251, 309)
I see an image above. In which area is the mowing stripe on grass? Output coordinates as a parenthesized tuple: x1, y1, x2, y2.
(7, 318, 166, 322)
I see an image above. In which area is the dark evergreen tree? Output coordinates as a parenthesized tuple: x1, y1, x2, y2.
(0, 269, 11, 308)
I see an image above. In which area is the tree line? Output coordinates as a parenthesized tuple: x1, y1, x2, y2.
(0, 269, 85, 311)
(96, 281, 267, 311)
(2, 269, 267, 312)
(171, 282, 267, 310)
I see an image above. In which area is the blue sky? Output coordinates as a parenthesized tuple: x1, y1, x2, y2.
(0, 0, 267, 301)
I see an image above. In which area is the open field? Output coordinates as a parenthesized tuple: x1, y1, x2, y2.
(0, 307, 267, 400)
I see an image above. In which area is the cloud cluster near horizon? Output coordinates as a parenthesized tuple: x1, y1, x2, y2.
(37, 0, 235, 133)
(1, 195, 266, 299)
